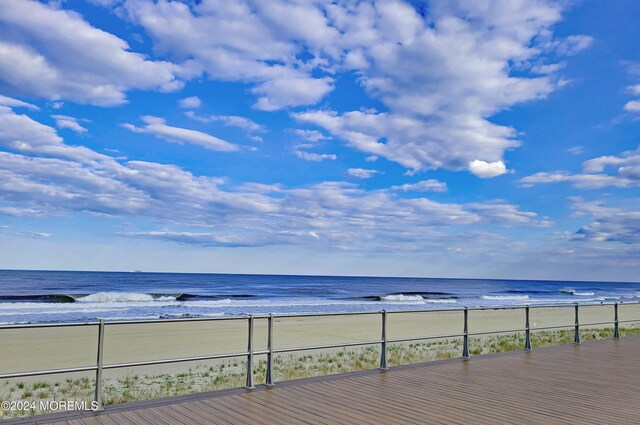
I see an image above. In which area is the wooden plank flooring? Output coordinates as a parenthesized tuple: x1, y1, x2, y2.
(4, 337, 640, 424)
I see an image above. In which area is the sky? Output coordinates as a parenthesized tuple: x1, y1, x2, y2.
(0, 0, 638, 281)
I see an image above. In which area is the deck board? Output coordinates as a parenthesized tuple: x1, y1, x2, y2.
(4, 337, 640, 425)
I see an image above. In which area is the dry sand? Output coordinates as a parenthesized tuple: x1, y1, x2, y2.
(1, 303, 638, 382)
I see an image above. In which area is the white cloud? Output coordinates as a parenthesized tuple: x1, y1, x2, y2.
(391, 180, 447, 193)
(52, 115, 88, 134)
(566, 145, 584, 155)
(293, 129, 331, 142)
(571, 199, 640, 244)
(122, 116, 239, 152)
(625, 100, 640, 113)
(0, 95, 39, 110)
(178, 96, 202, 109)
(2, 0, 592, 179)
(0, 0, 181, 106)
(553, 35, 594, 56)
(0, 207, 45, 217)
(0, 109, 546, 252)
(252, 77, 334, 111)
(290, 0, 587, 174)
(14, 231, 52, 239)
(347, 168, 381, 179)
(624, 64, 640, 114)
(186, 112, 265, 134)
(294, 149, 336, 162)
(521, 146, 640, 189)
(121, 0, 335, 110)
(0, 106, 104, 163)
(467, 201, 538, 225)
(469, 160, 508, 178)
(291, 128, 335, 162)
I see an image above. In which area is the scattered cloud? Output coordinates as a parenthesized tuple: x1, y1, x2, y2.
(0, 0, 182, 106)
(571, 199, 640, 244)
(0, 105, 105, 163)
(252, 77, 334, 111)
(294, 149, 336, 162)
(625, 100, 640, 113)
(0, 207, 45, 217)
(469, 160, 508, 178)
(346, 168, 382, 179)
(391, 179, 447, 193)
(186, 112, 265, 134)
(52, 115, 89, 134)
(290, 0, 586, 175)
(77, 0, 589, 174)
(0, 95, 38, 110)
(624, 63, 640, 114)
(0, 110, 547, 251)
(122, 116, 239, 152)
(521, 146, 640, 189)
(553, 35, 594, 56)
(178, 96, 202, 109)
(293, 129, 331, 142)
(467, 201, 540, 225)
(14, 231, 53, 239)
(121, 0, 336, 110)
(566, 145, 584, 155)
(1, 1, 591, 178)
(291, 128, 335, 162)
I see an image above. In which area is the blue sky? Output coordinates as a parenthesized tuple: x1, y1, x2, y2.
(0, 0, 638, 281)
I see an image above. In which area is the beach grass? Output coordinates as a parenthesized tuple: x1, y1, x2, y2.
(2, 323, 639, 419)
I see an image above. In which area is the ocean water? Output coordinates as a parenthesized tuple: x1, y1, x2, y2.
(0, 270, 638, 324)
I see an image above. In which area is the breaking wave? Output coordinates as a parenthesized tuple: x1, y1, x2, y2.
(560, 289, 595, 296)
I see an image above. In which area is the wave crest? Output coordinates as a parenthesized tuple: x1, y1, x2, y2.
(76, 292, 178, 303)
(381, 294, 424, 302)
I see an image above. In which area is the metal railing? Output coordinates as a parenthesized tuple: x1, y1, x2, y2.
(0, 301, 637, 411)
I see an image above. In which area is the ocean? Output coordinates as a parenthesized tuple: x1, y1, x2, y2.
(0, 270, 638, 324)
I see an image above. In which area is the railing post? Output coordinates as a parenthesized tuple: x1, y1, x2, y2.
(245, 315, 255, 389)
(94, 320, 105, 411)
(380, 310, 388, 370)
(574, 304, 581, 345)
(614, 303, 620, 340)
(266, 313, 275, 386)
(462, 307, 470, 360)
(524, 306, 532, 351)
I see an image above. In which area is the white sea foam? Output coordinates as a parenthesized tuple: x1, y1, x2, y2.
(423, 299, 457, 304)
(77, 292, 177, 302)
(480, 295, 529, 300)
(381, 294, 424, 302)
(184, 299, 381, 308)
(559, 289, 595, 296)
(0, 308, 125, 316)
(97, 315, 162, 321)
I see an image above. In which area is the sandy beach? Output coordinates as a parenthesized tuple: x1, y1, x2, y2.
(1, 303, 639, 418)
(1, 303, 638, 376)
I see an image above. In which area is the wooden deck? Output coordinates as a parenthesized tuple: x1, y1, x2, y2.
(4, 336, 640, 425)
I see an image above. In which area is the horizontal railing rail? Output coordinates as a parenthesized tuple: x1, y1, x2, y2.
(0, 301, 638, 411)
